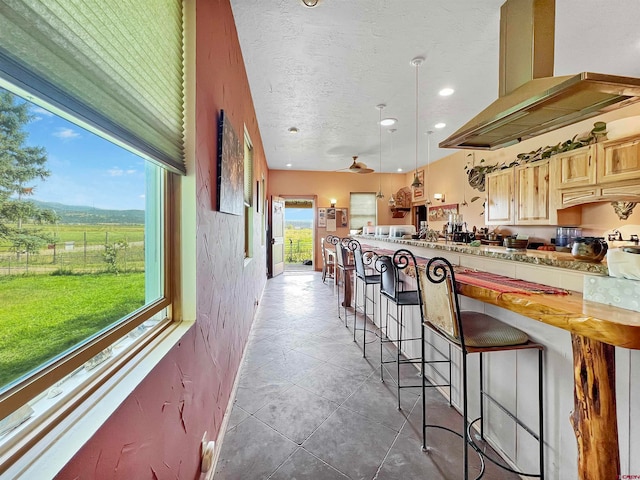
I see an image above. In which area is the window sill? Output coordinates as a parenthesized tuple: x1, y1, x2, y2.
(2, 320, 193, 479)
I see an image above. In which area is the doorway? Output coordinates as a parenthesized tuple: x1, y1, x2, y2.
(283, 198, 314, 273)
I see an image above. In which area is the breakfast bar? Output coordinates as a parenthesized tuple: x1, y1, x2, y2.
(355, 235, 640, 479)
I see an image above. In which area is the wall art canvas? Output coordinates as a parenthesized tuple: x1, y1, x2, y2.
(217, 110, 244, 215)
(428, 203, 459, 221)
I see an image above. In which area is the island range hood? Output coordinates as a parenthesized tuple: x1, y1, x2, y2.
(440, 0, 640, 150)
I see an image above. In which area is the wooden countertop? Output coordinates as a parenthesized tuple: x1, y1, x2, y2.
(456, 282, 640, 350)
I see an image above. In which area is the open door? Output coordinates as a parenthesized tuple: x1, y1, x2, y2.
(270, 195, 285, 277)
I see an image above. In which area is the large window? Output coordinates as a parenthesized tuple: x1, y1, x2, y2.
(0, 87, 169, 446)
(350, 192, 377, 231)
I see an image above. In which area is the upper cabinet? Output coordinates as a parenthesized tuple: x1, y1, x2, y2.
(553, 134, 640, 207)
(486, 159, 582, 226)
(515, 160, 552, 225)
(597, 136, 640, 184)
(485, 169, 514, 225)
(555, 144, 596, 188)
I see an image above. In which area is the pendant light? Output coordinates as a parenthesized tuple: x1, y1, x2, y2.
(410, 56, 424, 189)
(425, 130, 433, 205)
(376, 104, 385, 200)
(388, 128, 396, 207)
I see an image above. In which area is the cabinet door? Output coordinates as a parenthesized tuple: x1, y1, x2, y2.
(555, 144, 596, 188)
(597, 136, 640, 184)
(515, 160, 552, 225)
(485, 169, 513, 225)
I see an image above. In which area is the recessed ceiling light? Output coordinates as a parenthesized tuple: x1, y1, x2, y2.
(380, 118, 397, 126)
(439, 88, 454, 96)
(434, 122, 446, 129)
(286, 163, 292, 167)
(288, 127, 299, 134)
(397, 168, 403, 172)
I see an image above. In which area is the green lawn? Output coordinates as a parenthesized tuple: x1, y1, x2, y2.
(284, 227, 313, 263)
(0, 273, 145, 387)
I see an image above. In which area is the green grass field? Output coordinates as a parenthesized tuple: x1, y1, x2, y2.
(0, 223, 145, 252)
(0, 272, 145, 386)
(284, 227, 313, 263)
(0, 224, 146, 274)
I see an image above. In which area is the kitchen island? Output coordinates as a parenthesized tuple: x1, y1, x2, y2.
(355, 235, 640, 479)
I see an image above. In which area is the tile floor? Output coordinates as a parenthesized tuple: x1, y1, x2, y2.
(214, 271, 520, 480)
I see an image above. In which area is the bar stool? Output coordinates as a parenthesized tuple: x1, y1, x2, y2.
(320, 236, 334, 283)
(419, 256, 544, 480)
(377, 249, 429, 410)
(328, 236, 354, 324)
(347, 238, 380, 357)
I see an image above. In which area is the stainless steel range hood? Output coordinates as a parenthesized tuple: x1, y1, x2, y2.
(440, 0, 640, 150)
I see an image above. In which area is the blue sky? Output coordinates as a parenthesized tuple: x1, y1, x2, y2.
(19, 98, 146, 211)
(285, 208, 313, 222)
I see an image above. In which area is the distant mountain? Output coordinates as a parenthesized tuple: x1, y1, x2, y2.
(32, 200, 144, 224)
(286, 220, 312, 229)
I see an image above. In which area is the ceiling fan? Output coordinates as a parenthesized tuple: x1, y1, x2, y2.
(336, 155, 374, 174)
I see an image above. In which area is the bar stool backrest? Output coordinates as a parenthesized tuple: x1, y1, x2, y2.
(378, 255, 397, 299)
(348, 239, 366, 280)
(420, 257, 462, 340)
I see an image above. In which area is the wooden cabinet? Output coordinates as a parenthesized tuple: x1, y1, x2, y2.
(553, 134, 640, 207)
(515, 160, 551, 225)
(486, 160, 582, 226)
(597, 135, 640, 184)
(485, 169, 514, 225)
(555, 144, 596, 188)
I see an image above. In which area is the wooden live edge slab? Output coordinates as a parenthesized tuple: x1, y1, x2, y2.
(455, 282, 628, 479)
(455, 283, 640, 349)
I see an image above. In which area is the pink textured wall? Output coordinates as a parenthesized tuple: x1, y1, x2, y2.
(55, 1, 267, 478)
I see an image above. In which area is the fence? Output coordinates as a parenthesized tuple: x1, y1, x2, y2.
(0, 242, 145, 276)
(286, 238, 313, 264)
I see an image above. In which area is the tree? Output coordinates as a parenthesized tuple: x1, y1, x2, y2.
(0, 89, 58, 255)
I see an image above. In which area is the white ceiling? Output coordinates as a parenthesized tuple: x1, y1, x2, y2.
(229, 0, 640, 174)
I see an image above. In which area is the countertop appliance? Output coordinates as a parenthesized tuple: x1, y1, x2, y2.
(571, 237, 608, 263)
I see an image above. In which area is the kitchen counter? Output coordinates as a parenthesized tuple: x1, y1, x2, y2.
(354, 234, 636, 479)
(355, 235, 609, 274)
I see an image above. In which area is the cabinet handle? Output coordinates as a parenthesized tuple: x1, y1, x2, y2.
(588, 155, 591, 166)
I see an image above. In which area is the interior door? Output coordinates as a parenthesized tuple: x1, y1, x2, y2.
(270, 195, 285, 277)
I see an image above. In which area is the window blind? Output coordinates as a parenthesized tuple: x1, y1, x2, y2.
(0, 0, 185, 174)
(350, 192, 377, 230)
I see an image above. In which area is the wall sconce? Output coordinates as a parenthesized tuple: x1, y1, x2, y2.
(330, 199, 337, 208)
(433, 193, 445, 203)
(301, 0, 319, 6)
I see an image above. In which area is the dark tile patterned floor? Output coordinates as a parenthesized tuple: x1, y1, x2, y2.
(214, 271, 519, 480)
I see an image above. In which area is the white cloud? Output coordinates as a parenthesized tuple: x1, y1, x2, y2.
(107, 167, 124, 176)
(126, 169, 137, 175)
(138, 194, 146, 200)
(31, 106, 54, 117)
(53, 128, 80, 140)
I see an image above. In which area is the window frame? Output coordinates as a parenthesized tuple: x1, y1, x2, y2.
(0, 114, 176, 473)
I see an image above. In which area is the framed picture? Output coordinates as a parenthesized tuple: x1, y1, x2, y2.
(317, 207, 327, 228)
(216, 110, 244, 215)
(412, 170, 424, 200)
(428, 203, 459, 221)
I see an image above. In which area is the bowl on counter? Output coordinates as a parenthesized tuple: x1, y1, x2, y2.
(503, 238, 529, 251)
